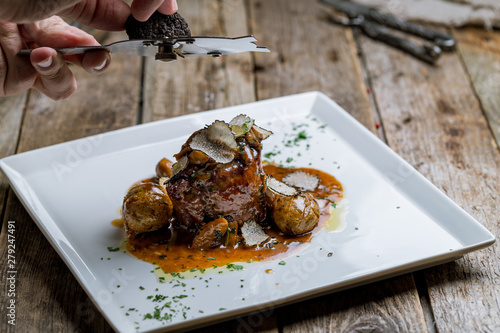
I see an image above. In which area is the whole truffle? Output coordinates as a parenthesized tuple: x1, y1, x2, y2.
(272, 192, 320, 235)
(125, 11, 191, 40)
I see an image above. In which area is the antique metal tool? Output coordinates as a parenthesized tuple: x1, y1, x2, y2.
(321, 0, 456, 64)
(18, 35, 269, 62)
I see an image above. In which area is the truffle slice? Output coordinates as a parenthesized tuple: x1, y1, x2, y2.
(125, 11, 191, 40)
(266, 176, 298, 197)
(171, 155, 188, 176)
(189, 121, 238, 164)
(229, 114, 254, 137)
(252, 124, 273, 140)
(283, 171, 320, 191)
(241, 220, 269, 246)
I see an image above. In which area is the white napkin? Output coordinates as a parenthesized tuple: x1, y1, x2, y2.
(352, 0, 500, 28)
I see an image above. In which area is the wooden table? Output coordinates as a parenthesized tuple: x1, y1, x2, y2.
(1, 1, 499, 332)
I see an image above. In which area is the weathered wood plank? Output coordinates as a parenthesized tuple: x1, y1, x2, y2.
(249, 0, 376, 131)
(281, 275, 427, 333)
(0, 94, 26, 216)
(357, 26, 500, 333)
(0, 30, 141, 332)
(455, 27, 500, 149)
(1, 195, 113, 332)
(249, 1, 429, 332)
(191, 311, 279, 333)
(142, 0, 256, 123)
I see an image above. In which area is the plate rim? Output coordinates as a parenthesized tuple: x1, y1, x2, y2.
(0, 91, 495, 332)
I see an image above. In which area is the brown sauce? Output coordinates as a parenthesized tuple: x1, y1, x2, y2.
(125, 165, 343, 273)
(111, 218, 124, 228)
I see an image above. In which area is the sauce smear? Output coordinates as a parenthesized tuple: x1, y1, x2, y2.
(126, 165, 342, 273)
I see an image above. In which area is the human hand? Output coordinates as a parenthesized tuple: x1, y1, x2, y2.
(0, 16, 110, 100)
(1, 0, 178, 29)
(0, 0, 178, 100)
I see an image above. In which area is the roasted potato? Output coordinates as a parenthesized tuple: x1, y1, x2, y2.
(122, 182, 173, 234)
(272, 192, 320, 235)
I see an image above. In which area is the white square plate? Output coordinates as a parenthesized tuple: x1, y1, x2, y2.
(1, 92, 494, 332)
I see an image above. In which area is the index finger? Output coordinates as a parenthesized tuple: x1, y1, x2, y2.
(22, 17, 111, 74)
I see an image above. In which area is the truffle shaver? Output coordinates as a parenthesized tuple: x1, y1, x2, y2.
(17, 35, 269, 62)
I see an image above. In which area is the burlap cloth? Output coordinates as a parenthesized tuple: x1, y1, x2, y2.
(352, 0, 500, 28)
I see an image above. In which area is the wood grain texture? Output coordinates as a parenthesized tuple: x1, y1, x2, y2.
(455, 27, 500, 149)
(280, 275, 427, 333)
(142, 0, 256, 123)
(0, 195, 113, 333)
(192, 310, 279, 333)
(249, 0, 375, 131)
(357, 28, 500, 333)
(0, 31, 141, 332)
(249, 1, 428, 332)
(0, 94, 26, 216)
(17, 33, 140, 152)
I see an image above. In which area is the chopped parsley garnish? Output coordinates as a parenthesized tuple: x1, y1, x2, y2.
(279, 261, 286, 265)
(153, 294, 168, 302)
(170, 272, 182, 278)
(107, 247, 119, 252)
(226, 263, 244, 270)
(331, 202, 337, 208)
(214, 230, 223, 242)
(243, 121, 251, 131)
(264, 151, 279, 159)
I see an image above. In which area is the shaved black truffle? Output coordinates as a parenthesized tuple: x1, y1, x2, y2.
(125, 11, 191, 40)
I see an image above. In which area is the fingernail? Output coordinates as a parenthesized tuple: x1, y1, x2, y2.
(37, 56, 53, 68)
(93, 58, 107, 71)
(173, 0, 178, 12)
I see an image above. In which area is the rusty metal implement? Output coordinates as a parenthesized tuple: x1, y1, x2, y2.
(321, 0, 456, 64)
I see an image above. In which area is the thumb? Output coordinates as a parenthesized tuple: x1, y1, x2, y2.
(21, 16, 100, 48)
(21, 16, 111, 75)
